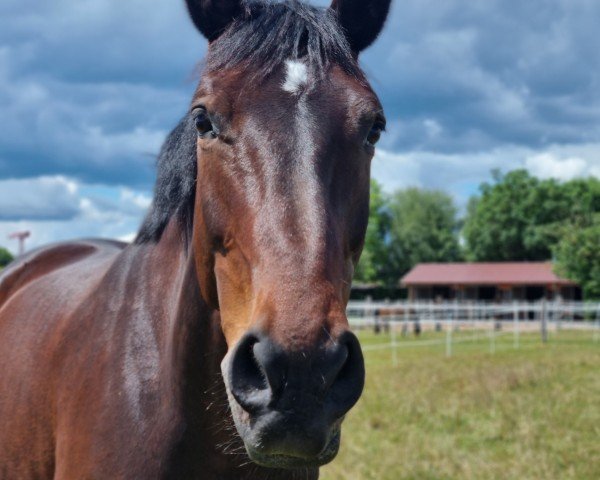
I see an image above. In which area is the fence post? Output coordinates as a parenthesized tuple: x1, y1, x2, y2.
(391, 317, 398, 367)
(402, 301, 409, 337)
(595, 306, 600, 344)
(365, 296, 373, 333)
(446, 307, 453, 358)
(513, 301, 520, 349)
(489, 308, 496, 354)
(541, 299, 548, 343)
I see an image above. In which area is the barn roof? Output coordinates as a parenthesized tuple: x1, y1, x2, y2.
(400, 262, 577, 287)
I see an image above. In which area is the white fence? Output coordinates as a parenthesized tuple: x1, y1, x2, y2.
(347, 300, 600, 361)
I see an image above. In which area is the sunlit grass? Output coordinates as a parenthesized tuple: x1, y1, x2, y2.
(321, 330, 600, 480)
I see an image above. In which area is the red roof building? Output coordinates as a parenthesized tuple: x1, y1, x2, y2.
(401, 262, 580, 302)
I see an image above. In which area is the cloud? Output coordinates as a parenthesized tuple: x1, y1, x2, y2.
(2, 0, 599, 188)
(1, 0, 599, 251)
(365, 0, 600, 153)
(117, 232, 137, 243)
(0, 0, 203, 86)
(0, 63, 180, 187)
(372, 149, 422, 191)
(119, 189, 152, 211)
(0, 176, 151, 254)
(372, 143, 600, 208)
(525, 153, 594, 181)
(0, 176, 80, 220)
(0, 0, 198, 188)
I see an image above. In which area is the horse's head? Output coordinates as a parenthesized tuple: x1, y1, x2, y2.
(186, 0, 389, 469)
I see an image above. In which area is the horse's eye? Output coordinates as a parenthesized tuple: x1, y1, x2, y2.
(193, 108, 215, 138)
(366, 119, 385, 147)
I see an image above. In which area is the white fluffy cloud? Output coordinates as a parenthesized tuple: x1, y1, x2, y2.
(372, 150, 422, 191)
(372, 143, 600, 208)
(0, 176, 151, 254)
(364, 0, 600, 153)
(0, 0, 195, 187)
(0, 176, 80, 220)
(525, 153, 596, 181)
(1, 0, 600, 253)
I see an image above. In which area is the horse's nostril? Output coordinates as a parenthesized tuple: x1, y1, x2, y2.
(229, 334, 271, 413)
(230, 332, 289, 413)
(326, 331, 365, 419)
(229, 330, 364, 420)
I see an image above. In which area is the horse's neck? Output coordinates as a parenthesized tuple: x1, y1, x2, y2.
(146, 220, 318, 479)
(131, 221, 227, 474)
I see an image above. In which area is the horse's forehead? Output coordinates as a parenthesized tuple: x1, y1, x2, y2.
(200, 62, 371, 106)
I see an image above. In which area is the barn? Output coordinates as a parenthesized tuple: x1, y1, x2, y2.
(401, 262, 581, 302)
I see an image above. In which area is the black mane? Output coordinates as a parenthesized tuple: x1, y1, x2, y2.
(135, 0, 363, 244)
(135, 115, 197, 244)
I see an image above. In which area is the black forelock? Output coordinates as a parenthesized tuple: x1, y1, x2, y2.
(206, 0, 365, 82)
(136, 0, 364, 244)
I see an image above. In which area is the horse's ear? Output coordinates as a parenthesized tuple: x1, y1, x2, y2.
(185, 0, 245, 42)
(331, 0, 392, 53)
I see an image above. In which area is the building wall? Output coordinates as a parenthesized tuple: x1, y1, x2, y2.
(408, 284, 581, 302)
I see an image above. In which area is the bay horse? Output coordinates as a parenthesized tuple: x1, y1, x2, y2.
(0, 0, 390, 478)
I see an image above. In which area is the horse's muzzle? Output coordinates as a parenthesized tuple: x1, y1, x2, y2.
(223, 329, 365, 468)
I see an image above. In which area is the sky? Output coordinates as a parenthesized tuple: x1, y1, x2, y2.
(1, 0, 599, 254)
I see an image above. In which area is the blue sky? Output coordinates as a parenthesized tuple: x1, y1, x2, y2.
(1, 0, 599, 253)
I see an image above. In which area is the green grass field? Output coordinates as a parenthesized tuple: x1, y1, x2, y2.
(321, 330, 600, 480)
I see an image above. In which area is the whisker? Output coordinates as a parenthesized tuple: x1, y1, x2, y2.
(322, 325, 337, 345)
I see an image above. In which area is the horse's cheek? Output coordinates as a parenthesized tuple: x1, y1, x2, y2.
(213, 253, 254, 348)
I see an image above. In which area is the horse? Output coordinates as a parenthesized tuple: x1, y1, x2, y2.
(0, 0, 390, 478)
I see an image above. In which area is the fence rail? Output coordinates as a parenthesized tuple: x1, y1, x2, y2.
(346, 300, 600, 361)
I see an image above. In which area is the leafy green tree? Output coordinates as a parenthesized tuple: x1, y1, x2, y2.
(560, 177, 600, 219)
(463, 170, 600, 261)
(354, 179, 391, 284)
(385, 188, 462, 280)
(0, 247, 13, 268)
(464, 170, 543, 260)
(554, 218, 600, 300)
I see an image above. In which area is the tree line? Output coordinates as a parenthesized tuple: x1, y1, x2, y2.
(356, 169, 600, 299)
(1, 169, 597, 297)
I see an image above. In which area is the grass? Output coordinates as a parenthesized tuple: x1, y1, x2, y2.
(321, 330, 600, 480)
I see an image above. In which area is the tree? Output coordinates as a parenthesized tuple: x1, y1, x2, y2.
(354, 179, 391, 284)
(0, 247, 13, 268)
(463, 170, 600, 261)
(464, 170, 544, 261)
(554, 218, 600, 300)
(385, 188, 462, 281)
